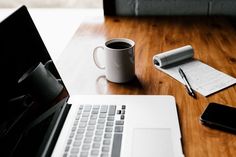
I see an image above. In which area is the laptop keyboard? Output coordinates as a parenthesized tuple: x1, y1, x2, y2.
(63, 104, 126, 157)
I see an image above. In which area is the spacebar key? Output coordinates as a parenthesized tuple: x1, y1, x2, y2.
(111, 134, 122, 157)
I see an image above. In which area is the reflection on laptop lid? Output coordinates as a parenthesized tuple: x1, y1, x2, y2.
(0, 6, 69, 156)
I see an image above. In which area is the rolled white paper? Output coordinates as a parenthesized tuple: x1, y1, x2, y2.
(153, 45, 194, 67)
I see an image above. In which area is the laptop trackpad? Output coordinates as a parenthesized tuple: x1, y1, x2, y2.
(132, 128, 174, 157)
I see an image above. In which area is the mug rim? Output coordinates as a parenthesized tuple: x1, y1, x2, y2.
(105, 38, 135, 50)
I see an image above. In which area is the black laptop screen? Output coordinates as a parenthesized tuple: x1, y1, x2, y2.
(0, 6, 69, 156)
(0, 6, 49, 104)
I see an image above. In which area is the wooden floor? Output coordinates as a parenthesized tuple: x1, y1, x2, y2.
(57, 15, 236, 157)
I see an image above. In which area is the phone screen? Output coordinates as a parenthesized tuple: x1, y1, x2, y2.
(200, 103, 236, 132)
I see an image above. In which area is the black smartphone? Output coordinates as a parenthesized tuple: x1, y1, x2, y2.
(200, 102, 236, 133)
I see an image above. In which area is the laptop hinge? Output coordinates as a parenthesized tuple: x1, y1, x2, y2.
(37, 98, 71, 157)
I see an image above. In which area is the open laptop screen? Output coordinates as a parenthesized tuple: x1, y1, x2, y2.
(0, 6, 50, 106)
(0, 5, 69, 156)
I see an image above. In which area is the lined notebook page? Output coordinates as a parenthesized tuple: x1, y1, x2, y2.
(153, 45, 236, 96)
(155, 60, 236, 96)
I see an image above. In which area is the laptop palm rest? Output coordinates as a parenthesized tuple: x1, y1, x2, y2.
(132, 128, 174, 157)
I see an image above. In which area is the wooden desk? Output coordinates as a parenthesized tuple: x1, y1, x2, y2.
(57, 15, 236, 157)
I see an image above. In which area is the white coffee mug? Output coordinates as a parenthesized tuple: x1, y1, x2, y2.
(93, 38, 135, 83)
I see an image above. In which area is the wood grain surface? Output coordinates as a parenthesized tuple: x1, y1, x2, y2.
(57, 15, 236, 157)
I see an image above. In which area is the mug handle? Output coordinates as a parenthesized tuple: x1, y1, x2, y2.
(44, 60, 61, 80)
(93, 46, 105, 69)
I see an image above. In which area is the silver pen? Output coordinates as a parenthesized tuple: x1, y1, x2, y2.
(178, 68, 196, 98)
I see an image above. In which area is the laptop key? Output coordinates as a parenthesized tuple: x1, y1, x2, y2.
(92, 109, 99, 114)
(87, 125, 95, 131)
(107, 116, 115, 121)
(79, 123, 87, 128)
(95, 130, 103, 136)
(115, 126, 123, 132)
(65, 146, 70, 152)
(99, 113, 106, 118)
(106, 122, 114, 127)
(76, 115, 80, 120)
(101, 153, 109, 157)
(73, 120, 79, 126)
(81, 117, 88, 122)
(85, 131, 93, 137)
(117, 110, 121, 114)
(98, 118, 105, 124)
(70, 147, 80, 154)
(116, 120, 124, 125)
(92, 143, 101, 149)
(111, 134, 122, 157)
(77, 129, 85, 134)
(97, 124, 105, 130)
(90, 114, 98, 119)
(80, 152, 89, 157)
(100, 105, 108, 113)
(69, 132, 75, 139)
(102, 146, 110, 152)
(84, 137, 92, 143)
(63, 153, 68, 157)
(89, 120, 96, 125)
(115, 120, 124, 125)
(73, 141, 81, 147)
(108, 105, 116, 115)
(103, 139, 111, 145)
(105, 127, 113, 132)
(82, 145, 90, 150)
(84, 105, 92, 112)
(75, 134, 83, 140)
(93, 105, 100, 109)
(82, 112, 90, 117)
(91, 149, 99, 155)
(94, 136, 102, 142)
(104, 133, 112, 139)
(67, 139, 72, 145)
(121, 110, 125, 114)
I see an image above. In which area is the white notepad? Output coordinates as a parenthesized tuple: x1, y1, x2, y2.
(153, 45, 236, 96)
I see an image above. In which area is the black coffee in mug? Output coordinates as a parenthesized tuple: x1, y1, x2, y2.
(107, 41, 131, 49)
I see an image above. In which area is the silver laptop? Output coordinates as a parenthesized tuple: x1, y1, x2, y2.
(51, 95, 184, 157)
(0, 6, 184, 157)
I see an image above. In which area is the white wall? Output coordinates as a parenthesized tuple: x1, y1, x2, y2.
(0, 0, 103, 8)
